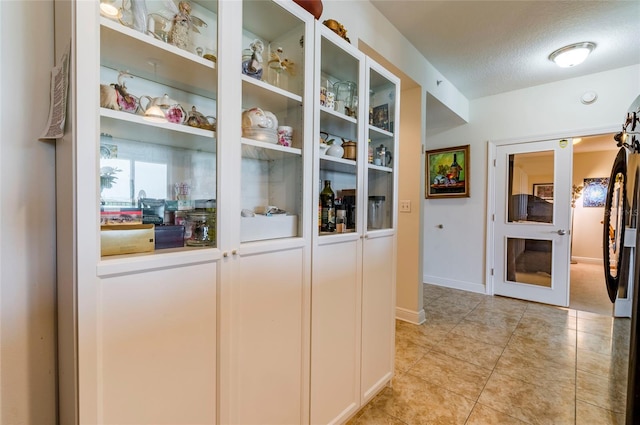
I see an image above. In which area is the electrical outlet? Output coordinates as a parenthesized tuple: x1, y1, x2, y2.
(399, 200, 411, 213)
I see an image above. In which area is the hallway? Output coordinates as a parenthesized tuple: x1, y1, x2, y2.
(348, 284, 629, 424)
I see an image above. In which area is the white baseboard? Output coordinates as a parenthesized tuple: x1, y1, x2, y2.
(395, 306, 426, 324)
(423, 275, 487, 294)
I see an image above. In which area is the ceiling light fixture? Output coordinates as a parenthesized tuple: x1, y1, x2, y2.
(549, 42, 596, 68)
(572, 138, 582, 145)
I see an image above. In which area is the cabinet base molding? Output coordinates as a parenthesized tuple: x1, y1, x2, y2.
(395, 307, 425, 325)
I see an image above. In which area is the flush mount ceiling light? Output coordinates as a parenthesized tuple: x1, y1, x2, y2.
(549, 42, 596, 68)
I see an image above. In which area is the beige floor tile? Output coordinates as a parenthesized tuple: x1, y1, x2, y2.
(450, 318, 514, 347)
(475, 296, 528, 316)
(345, 403, 407, 425)
(578, 316, 616, 338)
(513, 320, 577, 348)
(506, 334, 576, 368)
(464, 307, 522, 332)
(576, 370, 627, 413)
(577, 348, 628, 383)
(577, 330, 628, 357)
(369, 373, 475, 425)
(576, 400, 625, 425)
(395, 320, 452, 349)
(394, 337, 427, 374)
(478, 372, 575, 425)
(431, 333, 504, 369)
(407, 351, 492, 400)
(521, 309, 577, 330)
(494, 345, 576, 391)
(465, 403, 531, 425)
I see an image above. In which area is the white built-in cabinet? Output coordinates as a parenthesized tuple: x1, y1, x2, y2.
(55, 1, 396, 424)
(311, 23, 399, 425)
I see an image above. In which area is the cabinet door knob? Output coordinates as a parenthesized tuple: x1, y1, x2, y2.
(223, 252, 228, 257)
(232, 249, 238, 255)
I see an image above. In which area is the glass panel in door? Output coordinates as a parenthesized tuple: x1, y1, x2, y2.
(240, 1, 306, 242)
(367, 67, 395, 231)
(493, 140, 572, 306)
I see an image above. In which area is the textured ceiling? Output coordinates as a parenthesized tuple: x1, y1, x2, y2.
(370, 0, 640, 100)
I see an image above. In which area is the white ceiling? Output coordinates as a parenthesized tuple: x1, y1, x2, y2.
(370, 0, 640, 100)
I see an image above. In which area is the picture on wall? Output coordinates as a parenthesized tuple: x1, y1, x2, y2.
(533, 183, 554, 200)
(583, 177, 609, 207)
(425, 145, 470, 198)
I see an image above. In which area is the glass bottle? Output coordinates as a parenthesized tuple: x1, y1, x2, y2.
(449, 154, 462, 182)
(368, 138, 373, 164)
(320, 180, 335, 232)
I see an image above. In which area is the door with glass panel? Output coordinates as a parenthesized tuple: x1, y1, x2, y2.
(493, 139, 572, 306)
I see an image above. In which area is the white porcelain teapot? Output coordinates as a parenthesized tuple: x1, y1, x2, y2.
(139, 94, 187, 124)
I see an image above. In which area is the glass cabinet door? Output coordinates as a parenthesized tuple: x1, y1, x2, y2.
(315, 24, 365, 236)
(365, 61, 399, 231)
(239, 1, 308, 243)
(99, 0, 219, 256)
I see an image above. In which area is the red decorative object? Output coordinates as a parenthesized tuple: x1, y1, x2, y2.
(293, 0, 323, 20)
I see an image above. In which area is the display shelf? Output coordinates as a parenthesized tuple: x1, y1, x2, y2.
(241, 138, 302, 160)
(367, 164, 393, 173)
(242, 75, 302, 112)
(369, 125, 393, 138)
(320, 107, 358, 141)
(97, 245, 221, 277)
(100, 108, 216, 152)
(100, 18, 218, 99)
(320, 155, 357, 173)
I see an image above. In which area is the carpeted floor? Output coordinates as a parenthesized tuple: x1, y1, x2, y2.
(570, 261, 614, 316)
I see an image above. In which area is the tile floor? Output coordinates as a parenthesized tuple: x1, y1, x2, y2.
(348, 284, 630, 425)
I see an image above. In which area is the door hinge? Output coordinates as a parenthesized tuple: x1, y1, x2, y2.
(490, 268, 494, 276)
(493, 159, 496, 167)
(492, 214, 495, 221)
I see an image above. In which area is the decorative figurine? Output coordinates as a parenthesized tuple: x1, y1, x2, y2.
(242, 39, 264, 80)
(99, 71, 139, 113)
(267, 46, 295, 88)
(323, 19, 350, 43)
(151, 1, 207, 52)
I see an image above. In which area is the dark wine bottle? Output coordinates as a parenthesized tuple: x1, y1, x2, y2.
(320, 180, 335, 232)
(450, 154, 462, 182)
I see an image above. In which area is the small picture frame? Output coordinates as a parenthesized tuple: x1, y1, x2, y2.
(533, 183, 554, 201)
(372, 104, 389, 131)
(425, 145, 470, 198)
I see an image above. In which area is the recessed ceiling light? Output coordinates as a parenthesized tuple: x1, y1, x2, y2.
(572, 138, 582, 145)
(549, 42, 596, 68)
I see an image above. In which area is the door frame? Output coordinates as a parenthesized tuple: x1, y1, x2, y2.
(485, 126, 619, 299)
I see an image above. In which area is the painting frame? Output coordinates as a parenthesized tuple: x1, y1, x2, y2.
(583, 177, 609, 207)
(425, 144, 470, 199)
(533, 183, 554, 201)
(372, 104, 389, 131)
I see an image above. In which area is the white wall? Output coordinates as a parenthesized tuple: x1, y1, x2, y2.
(424, 65, 640, 291)
(0, 1, 57, 424)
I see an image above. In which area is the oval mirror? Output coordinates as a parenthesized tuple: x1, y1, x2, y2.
(603, 147, 627, 302)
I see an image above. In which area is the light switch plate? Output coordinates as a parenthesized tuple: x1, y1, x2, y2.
(399, 200, 411, 212)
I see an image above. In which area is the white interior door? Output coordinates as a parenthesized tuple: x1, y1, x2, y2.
(493, 139, 573, 306)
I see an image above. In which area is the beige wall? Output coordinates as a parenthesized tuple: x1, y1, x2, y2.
(395, 86, 424, 318)
(1, 1, 57, 423)
(572, 149, 619, 262)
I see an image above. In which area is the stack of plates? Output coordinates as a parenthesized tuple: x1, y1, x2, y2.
(242, 127, 278, 144)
